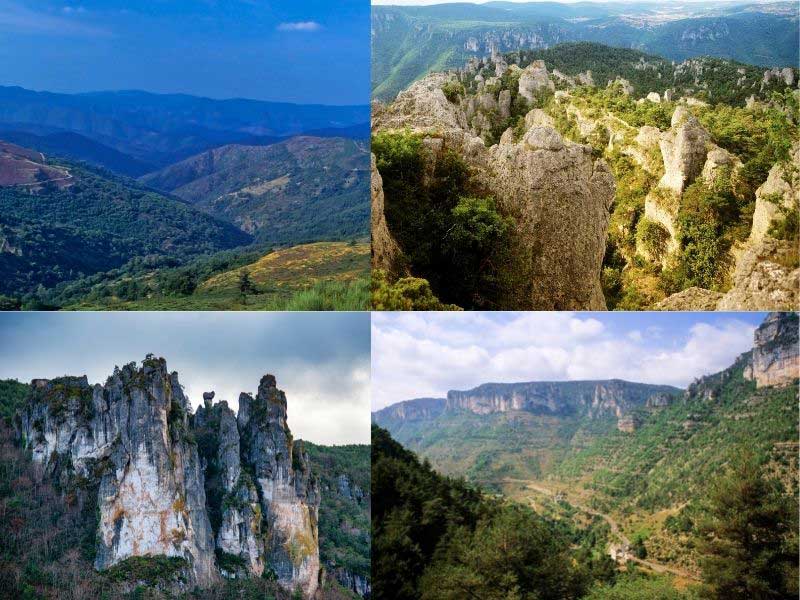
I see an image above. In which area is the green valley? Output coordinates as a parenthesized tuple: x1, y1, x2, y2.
(372, 312, 799, 599)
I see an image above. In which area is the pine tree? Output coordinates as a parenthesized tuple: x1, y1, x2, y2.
(699, 450, 797, 600)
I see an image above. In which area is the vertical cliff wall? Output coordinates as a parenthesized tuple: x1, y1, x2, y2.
(17, 358, 322, 597)
(745, 312, 799, 388)
(238, 375, 321, 598)
(19, 358, 218, 588)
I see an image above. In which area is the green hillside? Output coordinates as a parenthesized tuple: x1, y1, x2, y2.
(306, 443, 371, 595)
(140, 137, 370, 246)
(55, 242, 370, 311)
(0, 158, 251, 298)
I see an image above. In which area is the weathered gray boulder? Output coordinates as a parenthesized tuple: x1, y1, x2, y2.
(657, 107, 711, 194)
(518, 60, 554, 102)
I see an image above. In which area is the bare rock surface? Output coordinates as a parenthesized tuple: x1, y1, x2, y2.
(370, 154, 401, 273)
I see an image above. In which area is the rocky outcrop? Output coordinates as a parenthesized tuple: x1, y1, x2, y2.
(373, 70, 616, 310)
(194, 400, 264, 578)
(657, 106, 711, 195)
(617, 415, 638, 432)
(745, 312, 799, 388)
(238, 376, 320, 598)
(749, 143, 799, 245)
(371, 153, 401, 273)
(488, 126, 616, 309)
(654, 287, 723, 311)
(17, 359, 322, 598)
(518, 60, 555, 102)
(701, 146, 741, 186)
(716, 238, 800, 310)
(19, 358, 218, 589)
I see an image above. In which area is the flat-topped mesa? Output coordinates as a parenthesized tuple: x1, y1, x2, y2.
(18, 356, 218, 589)
(238, 375, 320, 598)
(745, 312, 799, 388)
(444, 380, 680, 419)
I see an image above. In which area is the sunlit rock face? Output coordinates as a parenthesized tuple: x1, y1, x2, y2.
(19, 358, 218, 588)
(746, 312, 799, 388)
(238, 375, 321, 598)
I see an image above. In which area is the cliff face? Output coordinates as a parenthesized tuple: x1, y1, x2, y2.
(17, 359, 321, 597)
(238, 376, 321, 598)
(746, 312, 799, 388)
(371, 397, 446, 423)
(373, 380, 680, 428)
(446, 380, 680, 418)
(19, 358, 217, 588)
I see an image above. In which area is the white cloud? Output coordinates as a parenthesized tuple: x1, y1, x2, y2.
(371, 313, 758, 410)
(276, 21, 322, 32)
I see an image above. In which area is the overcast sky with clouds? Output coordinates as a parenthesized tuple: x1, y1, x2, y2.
(371, 311, 767, 410)
(0, 312, 370, 445)
(0, 0, 369, 104)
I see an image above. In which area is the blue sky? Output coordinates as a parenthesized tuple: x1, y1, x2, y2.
(371, 311, 768, 409)
(0, 312, 371, 444)
(0, 0, 369, 105)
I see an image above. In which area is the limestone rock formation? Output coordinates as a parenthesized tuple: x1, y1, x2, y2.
(238, 376, 320, 598)
(370, 153, 401, 273)
(17, 359, 322, 598)
(617, 415, 638, 433)
(744, 312, 799, 388)
(657, 106, 711, 194)
(444, 380, 678, 419)
(716, 238, 799, 310)
(654, 287, 724, 311)
(518, 60, 555, 102)
(749, 143, 799, 245)
(373, 68, 616, 310)
(488, 126, 616, 309)
(19, 358, 218, 589)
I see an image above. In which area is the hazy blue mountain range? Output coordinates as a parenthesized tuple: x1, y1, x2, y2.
(0, 86, 369, 168)
(372, 1, 799, 100)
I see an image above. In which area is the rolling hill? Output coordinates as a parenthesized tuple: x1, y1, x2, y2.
(0, 86, 369, 168)
(57, 242, 370, 312)
(0, 149, 251, 297)
(140, 137, 370, 245)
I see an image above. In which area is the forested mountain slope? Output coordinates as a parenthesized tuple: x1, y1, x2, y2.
(372, 2, 799, 100)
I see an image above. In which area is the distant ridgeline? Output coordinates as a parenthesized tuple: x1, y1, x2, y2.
(0, 358, 369, 599)
(372, 312, 799, 583)
(0, 87, 370, 309)
(372, 2, 800, 101)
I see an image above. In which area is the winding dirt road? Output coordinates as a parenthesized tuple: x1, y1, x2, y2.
(503, 478, 699, 581)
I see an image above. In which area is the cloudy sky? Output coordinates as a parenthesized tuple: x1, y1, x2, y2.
(371, 311, 767, 410)
(0, 312, 370, 445)
(0, 0, 369, 104)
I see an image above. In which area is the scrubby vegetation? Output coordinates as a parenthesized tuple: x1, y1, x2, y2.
(305, 444, 370, 590)
(371, 130, 521, 309)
